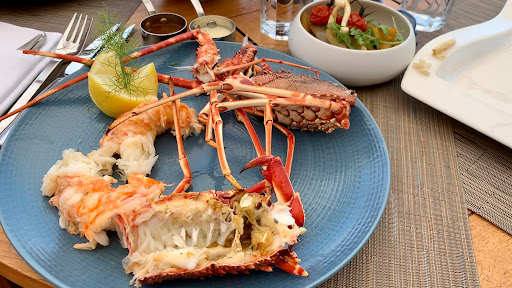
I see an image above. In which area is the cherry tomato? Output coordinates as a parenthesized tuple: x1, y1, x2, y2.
(336, 12, 368, 31)
(310, 6, 333, 26)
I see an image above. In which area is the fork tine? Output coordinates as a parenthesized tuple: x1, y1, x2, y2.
(55, 13, 92, 55)
(69, 14, 82, 43)
(76, 17, 93, 54)
(74, 15, 89, 44)
(59, 12, 77, 46)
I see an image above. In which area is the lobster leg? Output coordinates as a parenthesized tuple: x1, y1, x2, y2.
(0, 73, 88, 123)
(205, 92, 299, 195)
(204, 111, 216, 148)
(124, 30, 207, 61)
(205, 92, 278, 195)
(203, 93, 295, 178)
(230, 99, 295, 195)
(219, 93, 266, 157)
(205, 94, 303, 205)
(253, 101, 297, 193)
(206, 91, 287, 192)
(233, 108, 266, 157)
(169, 97, 192, 194)
(215, 57, 320, 78)
(273, 249, 309, 277)
(230, 99, 304, 225)
(204, 91, 227, 148)
(271, 122, 295, 176)
(23, 51, 200, 89)
(204, 91, 266, 157)
(263, 100, 273, 155)
(209, 90, 243, 190)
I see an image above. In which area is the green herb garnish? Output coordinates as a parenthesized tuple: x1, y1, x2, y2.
(329, 23, 353, 49)
(93, 11, 149, 97)
(329, 17, 405, 50)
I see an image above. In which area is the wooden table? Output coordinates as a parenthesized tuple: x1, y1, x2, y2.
(1, 0, 511, 287)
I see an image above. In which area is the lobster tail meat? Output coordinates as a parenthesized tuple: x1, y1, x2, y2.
(44, 167, 164, 250)
(192, 30, 221, 83)
(116, 188, 306, 287)
(93, 97, 203, 180)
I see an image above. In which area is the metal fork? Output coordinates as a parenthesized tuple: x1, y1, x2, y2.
(57, 13, 91, 55)
(0, 13, 92, 146)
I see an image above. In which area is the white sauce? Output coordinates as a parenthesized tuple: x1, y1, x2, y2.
(200, 25, 232, 38)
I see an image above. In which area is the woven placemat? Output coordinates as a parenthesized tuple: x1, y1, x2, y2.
(453, 121, 512, 234)
(0, 0, 141, 46)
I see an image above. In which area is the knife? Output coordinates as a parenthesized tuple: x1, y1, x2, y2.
(17, 32, 47, 51)
(121, 24, 136, 41)
(63, 23, 121, 76)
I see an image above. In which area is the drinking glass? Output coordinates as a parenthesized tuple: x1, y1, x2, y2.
(401, 0, 456, 32)
(260, 0, 312, 40)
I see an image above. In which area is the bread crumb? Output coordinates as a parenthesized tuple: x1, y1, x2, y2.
(413, 59, 432, 76)
(433, 38, 456, 60)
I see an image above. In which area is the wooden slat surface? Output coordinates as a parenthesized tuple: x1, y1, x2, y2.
(0, 0, 511, 287)
(0, 226, 52, 288)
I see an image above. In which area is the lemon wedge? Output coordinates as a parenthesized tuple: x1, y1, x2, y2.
(88, 51, 158, 118)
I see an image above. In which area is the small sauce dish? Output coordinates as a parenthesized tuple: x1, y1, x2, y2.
(140, 13, 187, 45)
(189, 15, 236, 41)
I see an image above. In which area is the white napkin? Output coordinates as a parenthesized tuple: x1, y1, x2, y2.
(0, 22, 62, 115)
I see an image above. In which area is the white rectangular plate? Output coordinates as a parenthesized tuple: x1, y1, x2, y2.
(401, 1, 512, 149)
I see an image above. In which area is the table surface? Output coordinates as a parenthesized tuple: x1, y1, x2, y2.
(0, 0, 511, 288)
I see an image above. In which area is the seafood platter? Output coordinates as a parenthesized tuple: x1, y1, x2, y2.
(0, 29, 390, 287)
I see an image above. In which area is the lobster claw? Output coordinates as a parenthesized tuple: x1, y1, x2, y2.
(242, 155, 305, 227)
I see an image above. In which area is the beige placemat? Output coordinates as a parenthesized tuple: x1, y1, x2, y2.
(0, 0, 141, 46)
(453, 121, 512, 234)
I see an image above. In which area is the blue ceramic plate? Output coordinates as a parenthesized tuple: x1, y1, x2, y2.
(0, 42, 389, 288)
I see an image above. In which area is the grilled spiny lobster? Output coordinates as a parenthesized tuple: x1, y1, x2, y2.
(12, 29, 359, 286)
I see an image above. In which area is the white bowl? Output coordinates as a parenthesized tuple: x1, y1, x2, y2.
(289, 0, 416, 87)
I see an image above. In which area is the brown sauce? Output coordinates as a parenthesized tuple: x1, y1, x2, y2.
(144, 21, 183, 35)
